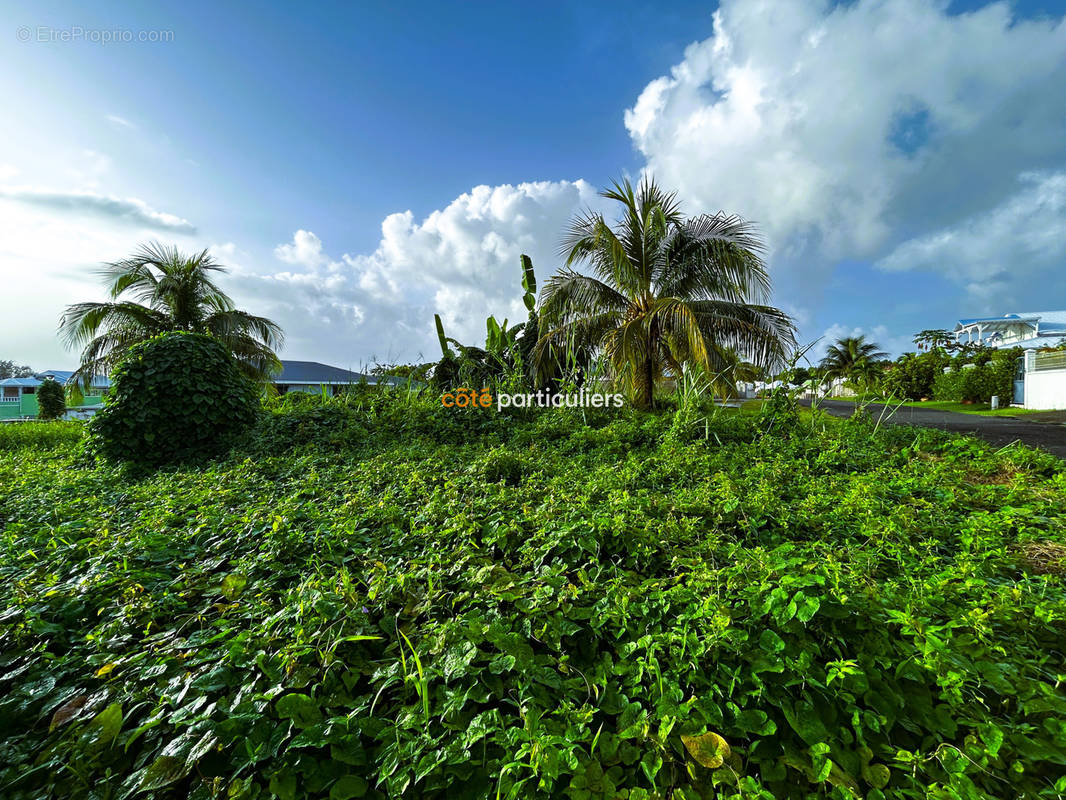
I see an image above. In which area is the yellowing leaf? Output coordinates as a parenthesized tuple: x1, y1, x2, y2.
(95, 663, 116, 678)
(681, 731, 731, 769)
(221, 573, 247, 600)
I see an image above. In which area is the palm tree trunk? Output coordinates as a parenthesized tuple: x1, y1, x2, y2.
(644, 356, 656, 410)
(635, 342, 655, 410)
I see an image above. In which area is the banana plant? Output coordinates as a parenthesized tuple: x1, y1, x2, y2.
(434, 313, 451, 357)
(486, 316, 515, 356)
(520, 254, 536, 313)
(430, 255, 541, 390)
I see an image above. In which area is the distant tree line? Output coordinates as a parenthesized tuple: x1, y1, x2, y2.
(0, 360, 34, 379)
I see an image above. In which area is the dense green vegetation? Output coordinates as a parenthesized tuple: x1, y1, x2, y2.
(930, 349, 1020, 405)
(85, 332, 263, 469)
(2, 394, 1065, 800)
(823, 344, 1021, 406)
(0, 420, 84, 451)
(36, 378, 68, 421)
(824, 399, 1043, 418)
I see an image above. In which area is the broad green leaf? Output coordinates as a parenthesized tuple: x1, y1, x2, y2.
(140, 755, 188, 791)
(826, 762, 861, 796)
(862, 763, 891, 789)
(330, 775, 369, 799)
(269, 773, 298, 800)
(640, 750, 663, 784)
(618, 701, 645, 738)
(979, 724, 1004, 757)
(681, 731, 730, 769)
(275, 693, 322, 727)
(84, 702, 123, 752)
(735, 709, 776, 736)
(795, 594, 820, 623)
(758, 629, 785, 654)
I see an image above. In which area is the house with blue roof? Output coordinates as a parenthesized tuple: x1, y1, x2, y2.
(952, 311, 1066, 410)
(0, 370, 110, 420)
(272, 361, 414, 395)
(1, 361, 416, 420)
(953, 311, 1066, 350)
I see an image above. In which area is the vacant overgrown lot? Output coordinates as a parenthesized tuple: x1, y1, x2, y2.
(1, 398, 1065, 800)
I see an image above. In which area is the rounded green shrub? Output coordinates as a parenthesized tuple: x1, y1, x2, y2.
(932, 348, 1021, 403)
(35, 378, 67, 420)
(87, 332, 261, 467)
(882, 350, 950, 400)
(474, 447, 529, 485)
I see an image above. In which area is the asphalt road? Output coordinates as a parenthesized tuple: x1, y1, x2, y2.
(809, 399, 1066, 460)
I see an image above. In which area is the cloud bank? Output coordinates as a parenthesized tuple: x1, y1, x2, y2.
(232, 180, 604, 364)
(624, 0, 1066, 296)
(877, 171, 1066, 301)
(0, 186, 196, 232)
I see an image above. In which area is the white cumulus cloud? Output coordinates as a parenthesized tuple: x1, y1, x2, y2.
(625, 0, 1066, 274)
(233, 180, 604, 365)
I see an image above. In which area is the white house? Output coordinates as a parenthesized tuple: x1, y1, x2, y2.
(953, 311, 1066, 410)
(953, 311, 1066, 350)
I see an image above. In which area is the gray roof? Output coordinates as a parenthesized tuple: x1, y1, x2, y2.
(273, 360, 411, 387)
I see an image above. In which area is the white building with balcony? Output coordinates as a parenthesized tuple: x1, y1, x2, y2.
(952, 311, 1066, 409)
(953, 311, 1066, 349)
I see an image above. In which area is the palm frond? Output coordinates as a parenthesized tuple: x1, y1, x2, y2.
(689, 301, 796, 373)
(648, 298, 709, 372)
(656, 214, 771, 302)
(539, 270, 630, 327)
(61, 243, 283, 386)
(58, 301, 169, 349)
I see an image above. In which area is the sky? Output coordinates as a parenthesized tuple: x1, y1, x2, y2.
(2, 0, 1065, 371)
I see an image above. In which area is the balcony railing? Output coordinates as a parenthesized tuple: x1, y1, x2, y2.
(1034, 350, 1066, 372)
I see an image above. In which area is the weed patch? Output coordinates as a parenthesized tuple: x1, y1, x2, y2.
(1, 398, 1064, 799)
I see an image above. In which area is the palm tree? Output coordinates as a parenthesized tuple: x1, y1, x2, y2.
(60, 243, 283, 388)
(536, 177, 794, 408)
(818, 336, 888, 383)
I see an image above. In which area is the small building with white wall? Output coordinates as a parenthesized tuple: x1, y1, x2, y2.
(1020, 349, 1066, 410)
(952, 311, 1066, 410)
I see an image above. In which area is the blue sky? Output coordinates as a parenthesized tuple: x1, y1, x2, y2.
(2, 0, 1065, 369)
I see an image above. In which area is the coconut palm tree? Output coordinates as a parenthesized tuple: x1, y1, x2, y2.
(818, 335, 888, 383)
(536, 177, 794, 408)
(60, 243, 283, 388)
